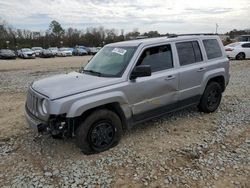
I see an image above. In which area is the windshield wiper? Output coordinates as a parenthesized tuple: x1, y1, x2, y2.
(82, 69, 102, 76)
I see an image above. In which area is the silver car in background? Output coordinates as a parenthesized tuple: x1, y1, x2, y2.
(48, 47, 59, 56)
(31, 47, 43, 56)
(18, 48, 36, 59)
(57, 47, 73, 57)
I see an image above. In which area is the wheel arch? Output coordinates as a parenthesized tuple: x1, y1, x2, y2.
(77, 102, 129, 131)
(205, 75, 225, 92)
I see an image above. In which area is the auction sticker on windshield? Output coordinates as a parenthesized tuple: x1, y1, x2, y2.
(112, 48, 127, 55)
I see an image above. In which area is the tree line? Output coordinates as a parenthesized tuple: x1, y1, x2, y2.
(0, 20, 249, 49)
(0, 20, 164, 49)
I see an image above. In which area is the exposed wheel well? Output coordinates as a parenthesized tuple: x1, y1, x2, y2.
(75, 102, 127, 131)
(207, 76, 225, 92)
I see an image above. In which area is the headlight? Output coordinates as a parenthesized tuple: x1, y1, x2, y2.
(41, 99, 49, 114)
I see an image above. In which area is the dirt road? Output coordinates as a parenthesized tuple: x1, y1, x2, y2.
(0, 57, 249, 187)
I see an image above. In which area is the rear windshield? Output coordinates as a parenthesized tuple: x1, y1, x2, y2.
(0, 49, 12, 53)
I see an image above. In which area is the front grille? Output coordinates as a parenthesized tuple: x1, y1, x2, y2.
(26, 90, 39, 116)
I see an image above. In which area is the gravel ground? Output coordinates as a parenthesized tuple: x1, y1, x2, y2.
(0, 57, 249, 188)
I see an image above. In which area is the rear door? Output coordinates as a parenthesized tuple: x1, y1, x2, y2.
(242, 43, 250, 58)
(175, 40, 206, 105)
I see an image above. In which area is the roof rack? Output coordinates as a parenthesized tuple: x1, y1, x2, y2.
(168, 33, 217, 38)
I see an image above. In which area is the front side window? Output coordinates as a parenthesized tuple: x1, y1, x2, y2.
(176, 41, 203, 66)
(84, 46, 136, 77)
(203, 39, 222, 59)
(136, 44, 173, 72)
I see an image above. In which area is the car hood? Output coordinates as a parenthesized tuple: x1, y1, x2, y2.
(32, 72, 122, 100)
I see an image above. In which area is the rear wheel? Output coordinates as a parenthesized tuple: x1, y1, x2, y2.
(76, 109, 122, 154)
(236, 52, 245, 60)
(198, 82, 222, 113)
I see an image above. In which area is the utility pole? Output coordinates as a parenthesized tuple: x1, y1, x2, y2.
(215, 23, 219, 34)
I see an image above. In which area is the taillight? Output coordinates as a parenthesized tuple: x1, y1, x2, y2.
(225, 48, 233, 51)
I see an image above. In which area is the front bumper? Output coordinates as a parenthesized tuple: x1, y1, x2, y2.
(25, 105, 47, 132)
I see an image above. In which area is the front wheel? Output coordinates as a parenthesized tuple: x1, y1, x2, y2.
(76, 109, 122, 154)
(198, 82, 222, 113)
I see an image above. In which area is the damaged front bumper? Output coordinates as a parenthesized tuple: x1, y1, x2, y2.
(25, 105, 48, 133)
(25, 105, 74, 137)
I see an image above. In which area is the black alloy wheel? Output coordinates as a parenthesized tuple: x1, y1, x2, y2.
(89, 120, 115, 150)
(198, 82, 222, 113)
(76, 109, 122, 154)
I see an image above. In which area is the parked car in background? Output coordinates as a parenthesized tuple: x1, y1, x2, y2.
(57, 48, 73, 57)
(225, 42, 250, 60)
(31, 47, 43, 57)
(77, 46, 91, 54)
(40, 49, 55, 58)
(18, 48, 36, 59)
(73, 47, 88, 56)
(89, 47, 99, 55)
(48, 47, 59, 56)
(68, 48, 74, 53)
(0, 49, 16, 59)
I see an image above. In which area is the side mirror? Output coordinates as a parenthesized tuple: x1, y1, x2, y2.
(130, 65, 151, 80)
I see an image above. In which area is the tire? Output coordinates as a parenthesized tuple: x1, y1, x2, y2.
(76, 109, 122, 155)
(198, 82, 222, 113)
(236, 52, 245, 60)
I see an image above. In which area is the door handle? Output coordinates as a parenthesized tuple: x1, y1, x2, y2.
(197, 67, 206, 72)
(165, 75, 175, 80)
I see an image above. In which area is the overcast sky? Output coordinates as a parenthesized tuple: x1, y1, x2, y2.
(0, 0, 249, 34)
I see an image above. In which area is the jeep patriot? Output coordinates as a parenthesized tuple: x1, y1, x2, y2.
(25, 34, 230, 154)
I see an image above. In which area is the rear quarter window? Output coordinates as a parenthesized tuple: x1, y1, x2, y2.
(242, 43, 250, 48)
(203, 39, 222, 60)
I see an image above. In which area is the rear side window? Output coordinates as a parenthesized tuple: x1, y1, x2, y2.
(242, 43, 250, 48)
(176, 41, 203, 66)
(203, 39, 222, 59)
(137, 45, 173, 72)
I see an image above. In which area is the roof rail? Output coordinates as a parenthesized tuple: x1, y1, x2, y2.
(168, 33, 217, 38)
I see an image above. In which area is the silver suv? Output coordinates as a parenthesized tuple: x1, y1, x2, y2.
(25, 34, 230, 154)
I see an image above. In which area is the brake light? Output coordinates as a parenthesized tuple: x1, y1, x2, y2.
(225, 48, 233, 51)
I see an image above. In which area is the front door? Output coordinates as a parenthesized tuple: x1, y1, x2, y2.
(125, 44, 179, 121)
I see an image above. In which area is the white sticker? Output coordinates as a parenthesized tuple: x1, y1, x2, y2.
(112, 48, 127, 55)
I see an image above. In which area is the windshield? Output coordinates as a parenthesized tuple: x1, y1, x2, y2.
(32, 47, 42, 50)
(22, 48, 32, 52)
(0, 49, 12, 53)
(49, 47, 58, 50)
(84, 46, 136, 77)
(60, 48, 69, 51)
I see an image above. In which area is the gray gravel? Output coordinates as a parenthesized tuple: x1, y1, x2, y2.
(0, 60, 250, 187)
